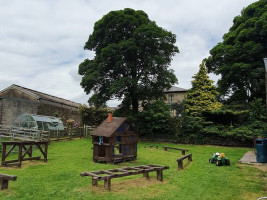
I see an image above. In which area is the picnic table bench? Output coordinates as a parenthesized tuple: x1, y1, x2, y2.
(81, 164, 169, 190)
(0, 173, 17, 190)
(177, 153, 193, 170)
(162, 146, 189, 155)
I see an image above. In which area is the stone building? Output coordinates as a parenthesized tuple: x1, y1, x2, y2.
(0, 84, 81, 127)
(163, 86, 187, 117)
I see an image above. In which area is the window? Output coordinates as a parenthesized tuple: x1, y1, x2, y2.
(169, 94, 174, 103)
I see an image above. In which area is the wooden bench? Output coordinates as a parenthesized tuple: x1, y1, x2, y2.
(177, 153, 192, 170)
(81, 164, 169, 190)
(0, 173, 17, 190)
(163, 146, 189, 155)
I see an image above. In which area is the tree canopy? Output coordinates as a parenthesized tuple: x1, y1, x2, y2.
(205, 0, 267, 104)
(184, 60, 222, 118)
(78, 8, 178, 113)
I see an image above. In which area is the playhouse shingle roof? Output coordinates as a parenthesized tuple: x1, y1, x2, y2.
(92, 117, 127, 137)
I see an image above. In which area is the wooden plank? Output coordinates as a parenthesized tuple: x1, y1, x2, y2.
(0, 174, 17, 181)
(176, 153, 192, 162)
(162, 146, 188, 152)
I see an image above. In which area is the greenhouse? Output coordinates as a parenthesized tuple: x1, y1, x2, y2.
(13, 114, 64, 131)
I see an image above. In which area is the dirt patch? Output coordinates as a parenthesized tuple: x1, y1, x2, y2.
(76, 177, 167, 196)
(252, 163, 267, 172)
(0, 160, 47, 170)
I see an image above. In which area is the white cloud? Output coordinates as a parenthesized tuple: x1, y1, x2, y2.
(0, 0, 257, 106)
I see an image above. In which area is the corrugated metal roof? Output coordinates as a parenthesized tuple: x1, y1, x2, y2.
(0, 84, 81, 108)
(164, 86, 187, 93)
(92, 117, 127, 137)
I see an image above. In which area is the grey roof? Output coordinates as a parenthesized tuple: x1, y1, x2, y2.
(0, 84, 81, 108)
(164, 86, 187, 93)
(92, 117, 127, 137)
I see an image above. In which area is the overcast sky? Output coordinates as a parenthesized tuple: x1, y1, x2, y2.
(0, 0, 257, 107)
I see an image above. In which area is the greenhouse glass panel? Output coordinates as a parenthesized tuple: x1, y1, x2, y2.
(13, 114, 64, 131)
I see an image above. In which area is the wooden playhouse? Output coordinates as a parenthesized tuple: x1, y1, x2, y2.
(91, 114, 138, 163)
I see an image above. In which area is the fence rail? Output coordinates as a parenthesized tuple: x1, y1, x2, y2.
(0, 125, 95, 142)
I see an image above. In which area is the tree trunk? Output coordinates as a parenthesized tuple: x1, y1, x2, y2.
(132, 97, 139, 114)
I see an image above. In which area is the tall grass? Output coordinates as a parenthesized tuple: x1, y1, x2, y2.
(0, 138, 266, 200)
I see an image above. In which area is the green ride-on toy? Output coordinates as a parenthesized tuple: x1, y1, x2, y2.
(209, 152, 230, 166)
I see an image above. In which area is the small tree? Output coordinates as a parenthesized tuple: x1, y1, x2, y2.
(184, 60, 222, 119)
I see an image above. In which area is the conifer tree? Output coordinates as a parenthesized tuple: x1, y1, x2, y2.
(184, 60, 222, 118)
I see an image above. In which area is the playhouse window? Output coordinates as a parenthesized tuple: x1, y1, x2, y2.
(116, 136, 121, 143)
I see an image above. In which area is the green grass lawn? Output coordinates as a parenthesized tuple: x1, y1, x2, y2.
(0, 138, 266, 200)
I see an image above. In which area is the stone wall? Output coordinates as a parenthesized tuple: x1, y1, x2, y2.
(0, 97, 38, 127)
(37, 103, 80, 125)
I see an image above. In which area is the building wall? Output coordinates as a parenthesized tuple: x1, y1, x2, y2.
(164, 92, 186, 104)
(37, 103, 80, 125)
(0, 97, 38, 127)
(0, 88, 80, 127)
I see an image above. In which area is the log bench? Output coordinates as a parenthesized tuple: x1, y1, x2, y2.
(80, 164, 169, 190)
(0, 173, 17, 190)
(177, 153, 192, 170)
(162, 146, 189, 155)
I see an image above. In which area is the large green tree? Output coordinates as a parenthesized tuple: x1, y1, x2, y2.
(78, 8, 178, 113)
(184, 61, 222, 118)
(206, 0, 267, 103)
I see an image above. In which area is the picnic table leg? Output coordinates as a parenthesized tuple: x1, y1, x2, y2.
(1, 179, 8, 190)
(18, 144, 22, 167)
(157, 169, 163, 181)
(44, 142, 48, 162)
(178, 160, 183, 170)
(143, 172, 149, 179)
(104, 177, 111, 190)
(1, 143, 6, 166)
(92, 178, 98, 186)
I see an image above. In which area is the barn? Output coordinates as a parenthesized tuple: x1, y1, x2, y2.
(0, 84, 81, 127)
(91, 114, 138, 164)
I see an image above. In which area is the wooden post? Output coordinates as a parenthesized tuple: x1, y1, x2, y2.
(182, 150, 185, 155)
(163, 147, 167, 151)
(18, 143, 22, 167)
(178, 160, 183, 170)
(1, 179, 8, 190)
(104, 177, 111, 190)
(1, 143, 6, 166)
(189, 154, 193, 161)
(44, 142, 48, 162)
(157, 169, 163, 181)
(143, 171, 149, 179)
(92, 178, 98, 186)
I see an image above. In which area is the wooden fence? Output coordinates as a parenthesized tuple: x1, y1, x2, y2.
(0, 125, 95, 143)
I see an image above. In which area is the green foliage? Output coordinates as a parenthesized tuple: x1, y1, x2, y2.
(78, 8, 178, 112)
(248, 98, 266, 121)
(202, 109, 249, 125)
(184, 60, 222, 118)
(134, 100, 172, 136)
(78, 105, 109, 126)
(206, 0, 267, 104)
